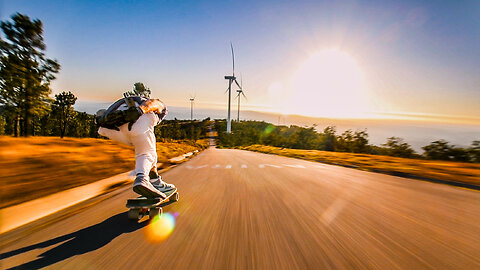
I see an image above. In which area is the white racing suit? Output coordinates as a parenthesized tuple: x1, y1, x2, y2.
(98, 102, 163, 179)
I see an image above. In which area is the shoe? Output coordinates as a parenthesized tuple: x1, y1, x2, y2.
(151, 176, 176, 193)
(133, 175, 166, 198)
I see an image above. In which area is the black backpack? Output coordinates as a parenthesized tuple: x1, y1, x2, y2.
(96, 96, 146, 130)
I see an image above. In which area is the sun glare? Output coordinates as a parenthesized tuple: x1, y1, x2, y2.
(282, 49, 369, 118)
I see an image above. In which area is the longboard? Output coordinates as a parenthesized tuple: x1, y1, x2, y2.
(126, 188, 179, 220)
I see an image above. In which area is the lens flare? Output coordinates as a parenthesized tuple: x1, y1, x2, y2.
(263, 124, 275, 135)
(144, 212, 176, 243)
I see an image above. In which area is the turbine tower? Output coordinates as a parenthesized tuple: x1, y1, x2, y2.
(224, 43, 242, 133)
(236, 76, 246, 122)
(189, 95, 195, 121)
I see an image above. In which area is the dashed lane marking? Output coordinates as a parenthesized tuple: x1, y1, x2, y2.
(259, 164, 282, 168)
(186, 164, 312, 169)
(283, 164, 306, 168)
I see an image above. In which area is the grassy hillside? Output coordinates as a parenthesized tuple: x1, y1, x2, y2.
(241, 145, 480, 187)
(0, 136, 208, 208)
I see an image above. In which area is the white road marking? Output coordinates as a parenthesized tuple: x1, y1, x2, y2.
(195, 165, 208, 169)
(315, 164, 330, 168)
(265, 164, 281, 168)
(226, 165, 232, 169)
(186, 165, 194, 169)
(212, 165, 222, 169)
(259, 164, 282, 168)
(241, 164, 248, 168)
(283, 164, 306, 168)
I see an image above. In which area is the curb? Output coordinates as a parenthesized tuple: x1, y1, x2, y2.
(0, 151, 199, 234)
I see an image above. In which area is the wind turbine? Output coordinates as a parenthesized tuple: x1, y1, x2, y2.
(224, 43, 242, 133)
(189, 94, 195, 121)
(235, 75, 246, 122)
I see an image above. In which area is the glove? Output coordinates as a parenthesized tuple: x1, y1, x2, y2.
(124, 107, 143, 130)
(157, 107, 168, 121)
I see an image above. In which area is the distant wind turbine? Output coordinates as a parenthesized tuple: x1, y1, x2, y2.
(189, 94, 195, 121)
(235, 75, 246, 122)
(224, 42, 242, 133)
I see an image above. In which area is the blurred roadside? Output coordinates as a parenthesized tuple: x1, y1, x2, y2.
(0, 136, 208, 209)
(241, 145, 480, 188)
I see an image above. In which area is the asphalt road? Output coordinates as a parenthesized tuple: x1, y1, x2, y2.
(1, 147, 480, 269)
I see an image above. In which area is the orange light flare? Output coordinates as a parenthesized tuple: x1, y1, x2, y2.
(143, 212, 178, 243)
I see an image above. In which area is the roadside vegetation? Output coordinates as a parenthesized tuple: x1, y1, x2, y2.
(216, 120, 480, 187)
(241, 145, 480, 186)
(0, 136, 209, 209)
(215, 120, 480, 163)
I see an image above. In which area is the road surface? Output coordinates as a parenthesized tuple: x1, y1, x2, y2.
(1, 147, 480, 269)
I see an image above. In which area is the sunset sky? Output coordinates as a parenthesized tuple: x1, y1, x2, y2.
(1, 0, 479, 122)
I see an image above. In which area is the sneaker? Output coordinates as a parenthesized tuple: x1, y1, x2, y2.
(133, 175, 166, 198)
(151, 177, 176, 193)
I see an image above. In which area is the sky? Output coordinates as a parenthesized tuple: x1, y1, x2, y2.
(1, 0, 479, 123)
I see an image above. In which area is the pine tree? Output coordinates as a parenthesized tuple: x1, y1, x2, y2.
(53, 91, 77, 138)
(0, 13, 60, 136)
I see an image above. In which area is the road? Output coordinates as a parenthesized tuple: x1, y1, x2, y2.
(1, 146, 480, 269)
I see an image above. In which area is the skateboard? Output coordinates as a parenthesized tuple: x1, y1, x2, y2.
(126, 188, 179, 220)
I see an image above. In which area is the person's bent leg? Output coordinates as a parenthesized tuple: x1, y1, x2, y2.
(129, 114, 166, 198)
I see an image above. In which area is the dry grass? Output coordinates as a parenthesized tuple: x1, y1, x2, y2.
(0, 136, 207, 208)
(241, 145, 480, 187)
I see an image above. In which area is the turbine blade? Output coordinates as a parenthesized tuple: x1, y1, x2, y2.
(234, 79, 242, 90)
(231, 42, 235, 76)
(242, 91, 247, 99)
(225, 87, 229, 94)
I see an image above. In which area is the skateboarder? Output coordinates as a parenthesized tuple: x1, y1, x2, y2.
(96, 95, 175, 199)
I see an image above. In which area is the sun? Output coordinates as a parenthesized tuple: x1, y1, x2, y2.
(283, 49, 369, 118)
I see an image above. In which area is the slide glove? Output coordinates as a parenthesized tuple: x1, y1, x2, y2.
(125, 107, 143, 131)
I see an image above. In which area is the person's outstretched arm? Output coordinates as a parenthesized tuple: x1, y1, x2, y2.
(139, 99, 166, 114)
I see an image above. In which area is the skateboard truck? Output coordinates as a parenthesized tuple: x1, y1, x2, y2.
(126, 188, 179, 220)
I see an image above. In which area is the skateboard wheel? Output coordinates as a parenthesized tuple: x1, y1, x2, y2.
(149, 207, 162, 219)
(128, 209, 140, 220)
(170, 192, 179, 202)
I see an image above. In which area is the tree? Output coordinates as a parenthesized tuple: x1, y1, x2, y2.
(337, 129, 354, 152)
(422, 140, 452, 160)
(125, 82, 151, 98)
(0, 114, 5, 134)
(0, 13, 60, 136)
(469, 140, 480, 163)
(382, 137, 416, 158)
(352, 130, 369, 153)
(53, 91, 77, 138)
(322, 126, 336, 151)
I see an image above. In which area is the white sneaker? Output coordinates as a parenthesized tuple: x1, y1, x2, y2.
(133, 175, 166, 198)
(151, 177, 176, 193)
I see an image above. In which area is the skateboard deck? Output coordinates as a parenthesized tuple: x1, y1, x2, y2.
(126, 188, 179, 220)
